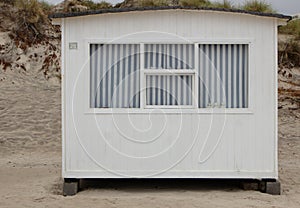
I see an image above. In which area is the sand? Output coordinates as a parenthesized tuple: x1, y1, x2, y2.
(0, 70, 299, 208)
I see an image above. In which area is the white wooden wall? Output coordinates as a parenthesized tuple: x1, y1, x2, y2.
(60, 10, 279, 178)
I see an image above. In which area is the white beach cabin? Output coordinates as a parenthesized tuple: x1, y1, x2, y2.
(50, 7, 291, 195)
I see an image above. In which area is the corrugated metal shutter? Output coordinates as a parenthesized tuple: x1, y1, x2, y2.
(90, 44, 140, 108)
(146, 75, 193, 106)
(90, 43, 248, 109)
(144, 44, 194, 69)
(145, 44, 194, 106)
(198, 44, 248, 108)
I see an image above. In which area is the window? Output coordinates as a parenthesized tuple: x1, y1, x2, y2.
(144, 44, 195, 108)
(198, 44, 248, 108)
(90, 44, 140, 108)
(89, 43, 249, 109)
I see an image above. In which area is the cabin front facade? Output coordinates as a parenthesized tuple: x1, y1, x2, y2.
(50, 7, 290, 195)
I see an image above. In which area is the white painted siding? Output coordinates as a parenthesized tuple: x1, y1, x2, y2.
(61, 10, 279, 178)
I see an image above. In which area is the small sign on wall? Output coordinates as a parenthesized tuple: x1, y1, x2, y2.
(69, 42, 78, 50)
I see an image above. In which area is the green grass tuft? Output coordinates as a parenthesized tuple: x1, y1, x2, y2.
(211, 0, 234, 9)
(179, 0, 212, 7)
(80, 0, 113, 10)
(242, 0, 275, 13)
(138, 0, 169, 7)
(279, 19, 300, 40)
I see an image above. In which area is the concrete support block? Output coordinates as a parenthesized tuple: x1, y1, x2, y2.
(63, 179, 79, 196)
(260, 179, 281, 195)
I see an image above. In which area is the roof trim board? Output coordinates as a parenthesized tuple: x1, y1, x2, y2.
(49, 6, 292, 21)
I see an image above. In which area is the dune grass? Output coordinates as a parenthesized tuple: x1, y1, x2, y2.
(279, 19, 300, 40)
(242, 0, 275, 13)
(80, 0, 113, 10)
(179, 0, 212, 7)
(138, 0, 169, 7)
(211, 0, 234, 9)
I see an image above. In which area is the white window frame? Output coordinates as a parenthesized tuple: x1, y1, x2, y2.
(84, 39, 253, 114)
(141, 43, 198, 109)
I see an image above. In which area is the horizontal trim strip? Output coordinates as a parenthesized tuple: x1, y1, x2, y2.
(84, 108, 254, 114)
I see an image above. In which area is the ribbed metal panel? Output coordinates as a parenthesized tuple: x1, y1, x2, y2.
(144, 44, 194, 69)
(198, 44, 248, 108)
(90, 43, 247, 108)
(90, 44, 140, 108)
(144, 44, 194, 106)
(146, 75, 193, 106)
